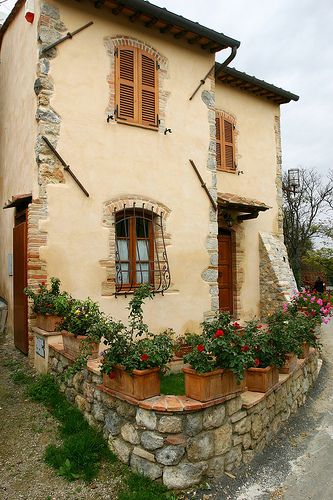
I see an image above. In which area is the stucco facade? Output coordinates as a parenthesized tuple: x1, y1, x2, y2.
(0, 0, 298, 354)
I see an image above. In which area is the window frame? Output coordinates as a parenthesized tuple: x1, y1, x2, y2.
(216, 111, 236, 173)
(115, 45, 159, 130)
(115, 210, 155, 291)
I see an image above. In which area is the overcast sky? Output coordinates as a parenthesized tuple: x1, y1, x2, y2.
(1, 0, 332, 179)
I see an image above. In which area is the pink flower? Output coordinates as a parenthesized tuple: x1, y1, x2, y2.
(310, 297, 316, 303)
(214, 329, 224, 338)
(317, 299, 323, 306)
(322, 318, 329, 324)
(283, 303, 288, 312)
(197, 344, 205, 353)
(140, 354, 149, 362)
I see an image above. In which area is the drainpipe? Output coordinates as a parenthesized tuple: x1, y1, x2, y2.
(189, 45, 238, 101)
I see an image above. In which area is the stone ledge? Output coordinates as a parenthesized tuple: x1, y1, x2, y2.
(32, 326, 61, 337)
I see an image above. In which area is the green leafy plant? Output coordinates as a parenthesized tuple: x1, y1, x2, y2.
(24, 277, 71, 316)
(288, 289, 332, 325)
(101, 285, 173, 375)
(243, 322, 285, 369)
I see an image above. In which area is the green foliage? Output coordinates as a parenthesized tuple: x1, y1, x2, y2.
(28, 374, 114, 482)
(243, 323, 286, 369)
(24, 277, 71, 316)
(101, 285, 174, 374)
(173, 331, 201, 351)
(303, 247, 333, 285)
(59, 298, 108, 338)
(160, 373, 185, 395)
(118, 472, 173, 500)
(10, 368, 32, 385)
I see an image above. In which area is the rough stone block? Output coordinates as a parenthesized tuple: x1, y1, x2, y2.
(184, 413, 203, 436)
(214, 422, 232, 455)
(187, 432, 214, 461)
(141, 431, 164, 450)
(133, 446, 155, 462)
(121, 423, 140, 445)
(251, 414, 263, 440)
(163, 462, 208, 489)
(109, 436, 132, 464)
(230, 410, 247, 423)
(203, 405, 225, 429)
(105, 409, 122, 436)
(233, 416, 251, 435)
(130, 454, 162, 480)
(226, 396, 243, 416)
(207, 456, 225, 478)
(136, 408, 157, 430)
(157, 415, 182, 434)
(155, 445, 185, 465)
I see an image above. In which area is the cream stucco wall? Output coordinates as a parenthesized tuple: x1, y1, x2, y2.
(39, 0, 216, 333)
(215, 83, 281, 319)
(0, 4, 39, 329)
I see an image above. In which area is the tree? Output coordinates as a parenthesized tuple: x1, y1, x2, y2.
(302, 248, 333, 286)
(283, 168, 333, 286)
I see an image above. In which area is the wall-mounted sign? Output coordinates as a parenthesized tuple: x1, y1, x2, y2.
(7, 254, 13, 276)
(36, 336, 45, 358)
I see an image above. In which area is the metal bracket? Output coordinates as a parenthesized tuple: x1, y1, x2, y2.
(189, 159, 217, 211)
(42, 136, 89, 197)
(41, 21, 94, 54)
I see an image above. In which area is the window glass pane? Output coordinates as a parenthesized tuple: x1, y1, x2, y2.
(116, 218, 129, 237)
(116, 263, 129, 284)
(136, 217, 150, 238)
(136, 239, 149, 260)
(136, 263, 149, 283)
(117, 239, 129, 260)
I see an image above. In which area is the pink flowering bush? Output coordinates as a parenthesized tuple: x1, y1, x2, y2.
(288, 290, 332, 325)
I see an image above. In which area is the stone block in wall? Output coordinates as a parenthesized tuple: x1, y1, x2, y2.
(230, 410, 247, 423)
(243, 449, 255, 465)
(242, 433, 251, 450)
(233, 416, 251, 435)
(157, 416, 182, 434)
(203, 405, 225, 429)
(214, 422, 232, 455)
(163, 462, 208, 489)
(226, 396, 243, 416)
(184, 413, 203, 436)
(132, 447, 155, 463)
(130, 454, 162, 480)
(105, 409, 122, 436)
(207, 456, 225, 478)
(136, 408, 157, 430)
(187, 432, 215, 461)
(92, 401, 105, 422)
(108, 436, 132, 464)
(164, 434, 186, 446)
(224, 445, 242, 471)
(75, 394, 91, 413)
(121, 423, 140, 445)
(117, 400, 136, 418)
(155, 446, 185, 466)
(251, 414, 263, 440)
(141, 431, 164, 450)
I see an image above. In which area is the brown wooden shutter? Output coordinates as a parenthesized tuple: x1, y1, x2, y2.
(116, 47, 137, 123)
(223, 118, 235, 171)
(216, 114, 222, 170)
(139, 51, 158, 128)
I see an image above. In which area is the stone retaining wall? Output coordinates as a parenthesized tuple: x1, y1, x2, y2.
(48, 347, 319, 489)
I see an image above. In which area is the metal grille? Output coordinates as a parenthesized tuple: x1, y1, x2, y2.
(114, 203, 170, 295)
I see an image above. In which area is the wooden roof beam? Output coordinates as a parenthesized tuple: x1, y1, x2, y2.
(188, 34, 202, 45)
(174, 30, 188, 39)
(145, 17, 158, 28)
(129, 11, 141, 22)
(160, 24, 172, 34)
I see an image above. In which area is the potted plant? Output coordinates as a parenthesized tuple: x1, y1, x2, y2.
(244, 322, 283, 392)
(24, 277, 70, 331)
(59, 298, 108, 360)
(289, 290, 333, 325)
(173, 332, 201, 358)
(101, 285, 174, 400)
(183, 313, 252, 402)
(267, 310, 304, 374)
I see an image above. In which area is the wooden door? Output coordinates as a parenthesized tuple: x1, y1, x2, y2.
(218, 231, 233, 313)
(13, 218, 28, 354)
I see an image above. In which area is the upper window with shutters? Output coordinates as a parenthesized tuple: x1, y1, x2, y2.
(115, 45, 159, 129)
(216, 111, 237, 173)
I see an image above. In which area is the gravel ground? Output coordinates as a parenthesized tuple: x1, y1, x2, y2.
(0, 331, 123, 500)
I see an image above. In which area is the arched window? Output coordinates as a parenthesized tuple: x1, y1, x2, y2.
(115, 45, 159, 129)
(115, 206, 170, 294)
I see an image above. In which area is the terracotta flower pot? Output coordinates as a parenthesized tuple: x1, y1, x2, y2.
(36, 314, 62, 332)
(246, 366, 279, 393)
(183, 367, 245, 402)
(300, 342, 310, 359)
(102, 365, 160, 400)
(62, 330, 99, 359)
(279, 352, 297, 374)
(173, 345, 192, 358)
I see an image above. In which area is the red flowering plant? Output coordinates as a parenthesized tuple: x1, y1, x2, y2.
(243, 321, 286, 369)
(184, 312, 254, 382)
(101, 285, 173, 375)
(24, 277, 71, 317)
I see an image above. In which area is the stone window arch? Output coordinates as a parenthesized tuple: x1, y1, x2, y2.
(100, 196, 171, 296)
